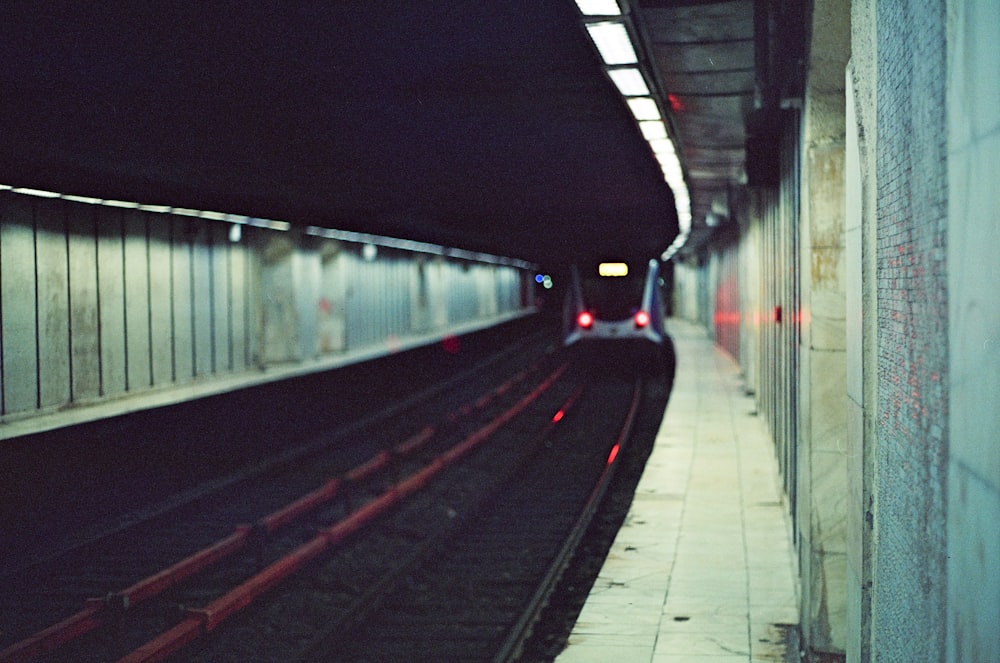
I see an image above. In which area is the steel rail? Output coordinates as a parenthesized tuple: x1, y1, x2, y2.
(286, 381, 589, 662)
(492, 378, 644, 662)
(116, 363, 568, 663)
(0, 359, 545, 663)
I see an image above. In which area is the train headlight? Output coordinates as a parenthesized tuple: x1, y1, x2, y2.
(577, 311, 594, 329)
(634, 310, 650, 328)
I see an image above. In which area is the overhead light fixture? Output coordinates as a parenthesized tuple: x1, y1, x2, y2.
(575, 0, 622, 15)
(626, 97, 661, 121)
(198, 210, 228, 221)
(608, 68, 649, 96)
(11, 187, 59, 198)
(638, 120, 667, 140)
(62, 194, 104, 205)
(585, 21, 637, 65)
(661, 160, 684, 182)
(648, 138, 676, 156)
(137, 204, 172, 213)
(101, 199, 140, 209)
(661, 228, 691, 261)
(672, 187, 690, 207)
(572, 2, 692, 261)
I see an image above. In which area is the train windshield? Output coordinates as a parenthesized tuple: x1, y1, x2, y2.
(579, 263, 646, 321)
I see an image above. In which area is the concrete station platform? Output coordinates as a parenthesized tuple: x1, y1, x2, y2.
(556, 318, 800, 662)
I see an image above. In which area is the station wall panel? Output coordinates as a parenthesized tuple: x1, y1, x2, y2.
(190, 228, 216, 376)
(67, 209, 100, 401)
(0, 192, 531, 435)
(96, 210, 127, 398)
(148, 216, 174, 386)
(169, 220, 195, 383)
(1, 200, 38, 415)
(317, 244, 347, 354)
(35, 202, 71, 410)
(123, 210, 151, 390)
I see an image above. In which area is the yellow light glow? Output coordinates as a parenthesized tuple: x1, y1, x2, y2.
(599, 262, 629, 277)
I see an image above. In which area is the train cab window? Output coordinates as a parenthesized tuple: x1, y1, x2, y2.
(579, 262, 645, 321)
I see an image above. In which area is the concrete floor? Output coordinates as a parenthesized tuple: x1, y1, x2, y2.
(556, 317, 800, 662)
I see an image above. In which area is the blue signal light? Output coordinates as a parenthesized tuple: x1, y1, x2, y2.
(535, 273, 545, 283)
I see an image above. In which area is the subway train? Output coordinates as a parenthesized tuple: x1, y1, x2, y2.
(562, 258, 670, 370)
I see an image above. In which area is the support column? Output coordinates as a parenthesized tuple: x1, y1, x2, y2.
(797, 0, 850, 656)
(846, 1, 878, 659)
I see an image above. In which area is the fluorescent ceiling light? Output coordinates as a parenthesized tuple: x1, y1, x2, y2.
(638, 120, 667, 140)
(11, 187, 59, 198)
(576, 0, 622, 16)
(585, 21, 637, 65)
(678, 214, 692, 234)
(62, 194, 103, 205)
(102, 199, 140, 209)
(648, 138, 676, 156)
(661, 160, 683, 179)
(137, 204, 172, 213)
(626, 97, 661, 121)
(607, 68, 649, 96)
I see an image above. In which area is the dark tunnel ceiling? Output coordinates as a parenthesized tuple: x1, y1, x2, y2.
(0, 2, 762, 268)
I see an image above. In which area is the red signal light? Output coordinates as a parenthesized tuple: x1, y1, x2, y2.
(634, 310, 650, 328)
(577, 311, 594, 329)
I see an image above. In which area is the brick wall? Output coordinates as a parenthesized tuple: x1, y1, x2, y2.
(873, 0, 948, 657)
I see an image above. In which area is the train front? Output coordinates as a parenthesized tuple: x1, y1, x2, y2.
(563, 259, 667, 356)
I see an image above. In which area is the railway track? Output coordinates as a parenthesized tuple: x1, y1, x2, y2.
(1, 334, 666, 663)
(290, 379, 643, 663)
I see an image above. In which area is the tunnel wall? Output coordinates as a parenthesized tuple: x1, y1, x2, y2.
(671, 258, 702, 325)
(675, 1, 850, 654)
(709, 237, 740, 362)
(0, 191, 532, 439)
(669, 0, 999, 659)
